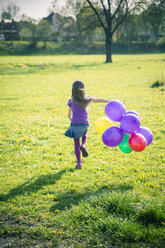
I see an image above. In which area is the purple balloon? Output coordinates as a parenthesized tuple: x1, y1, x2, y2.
(126, 110, 140, 119)
(137, 126, 153, 146)
(105, 100, 126, 122)
(102, 126, 124, 147)
(120, 114, 140, 134)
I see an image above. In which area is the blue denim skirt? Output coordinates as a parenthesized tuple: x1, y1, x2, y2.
(65, 123, 89, 139)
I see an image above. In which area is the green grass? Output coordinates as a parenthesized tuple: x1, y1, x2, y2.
(0, 54, 165, 247)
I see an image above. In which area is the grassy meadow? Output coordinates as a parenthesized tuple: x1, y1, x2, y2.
(0, 54, 165, 247)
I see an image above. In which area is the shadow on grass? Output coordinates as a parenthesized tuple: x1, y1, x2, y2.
(0, 62, 103, 76)
(0, 167, 133, 216)
(0, 168, 75, 201)
(50, 183, 133, 212)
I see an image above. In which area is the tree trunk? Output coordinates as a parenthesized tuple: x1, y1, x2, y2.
(105, 34, 112, 63)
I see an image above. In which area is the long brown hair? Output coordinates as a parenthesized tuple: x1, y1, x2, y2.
(72, 80, 89, 109)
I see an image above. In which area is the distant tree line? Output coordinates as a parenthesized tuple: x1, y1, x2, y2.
(0, 0, 165, 60)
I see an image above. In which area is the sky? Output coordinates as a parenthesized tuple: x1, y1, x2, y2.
(0, 0, 66, 20)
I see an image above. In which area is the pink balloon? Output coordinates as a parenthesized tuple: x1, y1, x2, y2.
(129, 133, 146, 152)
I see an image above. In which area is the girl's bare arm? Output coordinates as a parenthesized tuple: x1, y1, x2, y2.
(89, 96, 110, 103)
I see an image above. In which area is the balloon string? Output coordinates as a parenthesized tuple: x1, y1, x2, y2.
(123, 97, 127, 105)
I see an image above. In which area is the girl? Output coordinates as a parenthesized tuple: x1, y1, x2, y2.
(65, 80, 110, 169)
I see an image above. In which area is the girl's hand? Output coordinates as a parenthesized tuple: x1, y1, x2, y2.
(89, 96, 110, 103)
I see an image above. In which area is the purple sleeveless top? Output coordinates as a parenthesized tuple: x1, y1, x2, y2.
(68, 98, 91, 124)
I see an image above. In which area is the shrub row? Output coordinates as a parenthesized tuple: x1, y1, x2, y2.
(0, 39, 165, 55)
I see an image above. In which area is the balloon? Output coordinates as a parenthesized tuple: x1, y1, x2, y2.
(126, 110, 140, 119)
(129, 133, 147, 152)
(94, 117, 113, 134)
(120, 114, 140, 134)
(137, 126, 153, 146)
(119, 133, 132, 153)
(102, 126, 123, 147)
(105, 100, 126, 122)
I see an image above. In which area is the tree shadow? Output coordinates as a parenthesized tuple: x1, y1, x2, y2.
(50, 183, 133, 212)
(0, 168, 75, 201)
(0, 167, 133, 214)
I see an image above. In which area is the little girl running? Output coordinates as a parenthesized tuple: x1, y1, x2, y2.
(65, 80, 110, 169)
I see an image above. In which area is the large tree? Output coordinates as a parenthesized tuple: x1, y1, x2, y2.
(84, 0, 139, 63)
(52, 0, 136, 62)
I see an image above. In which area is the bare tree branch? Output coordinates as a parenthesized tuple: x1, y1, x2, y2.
(86, 0, 106, 32)
(100, 0, 109, 24)
(112, 0, 128, 35)
(107, 0, 111, 15)
(111, 0, 125, 20)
